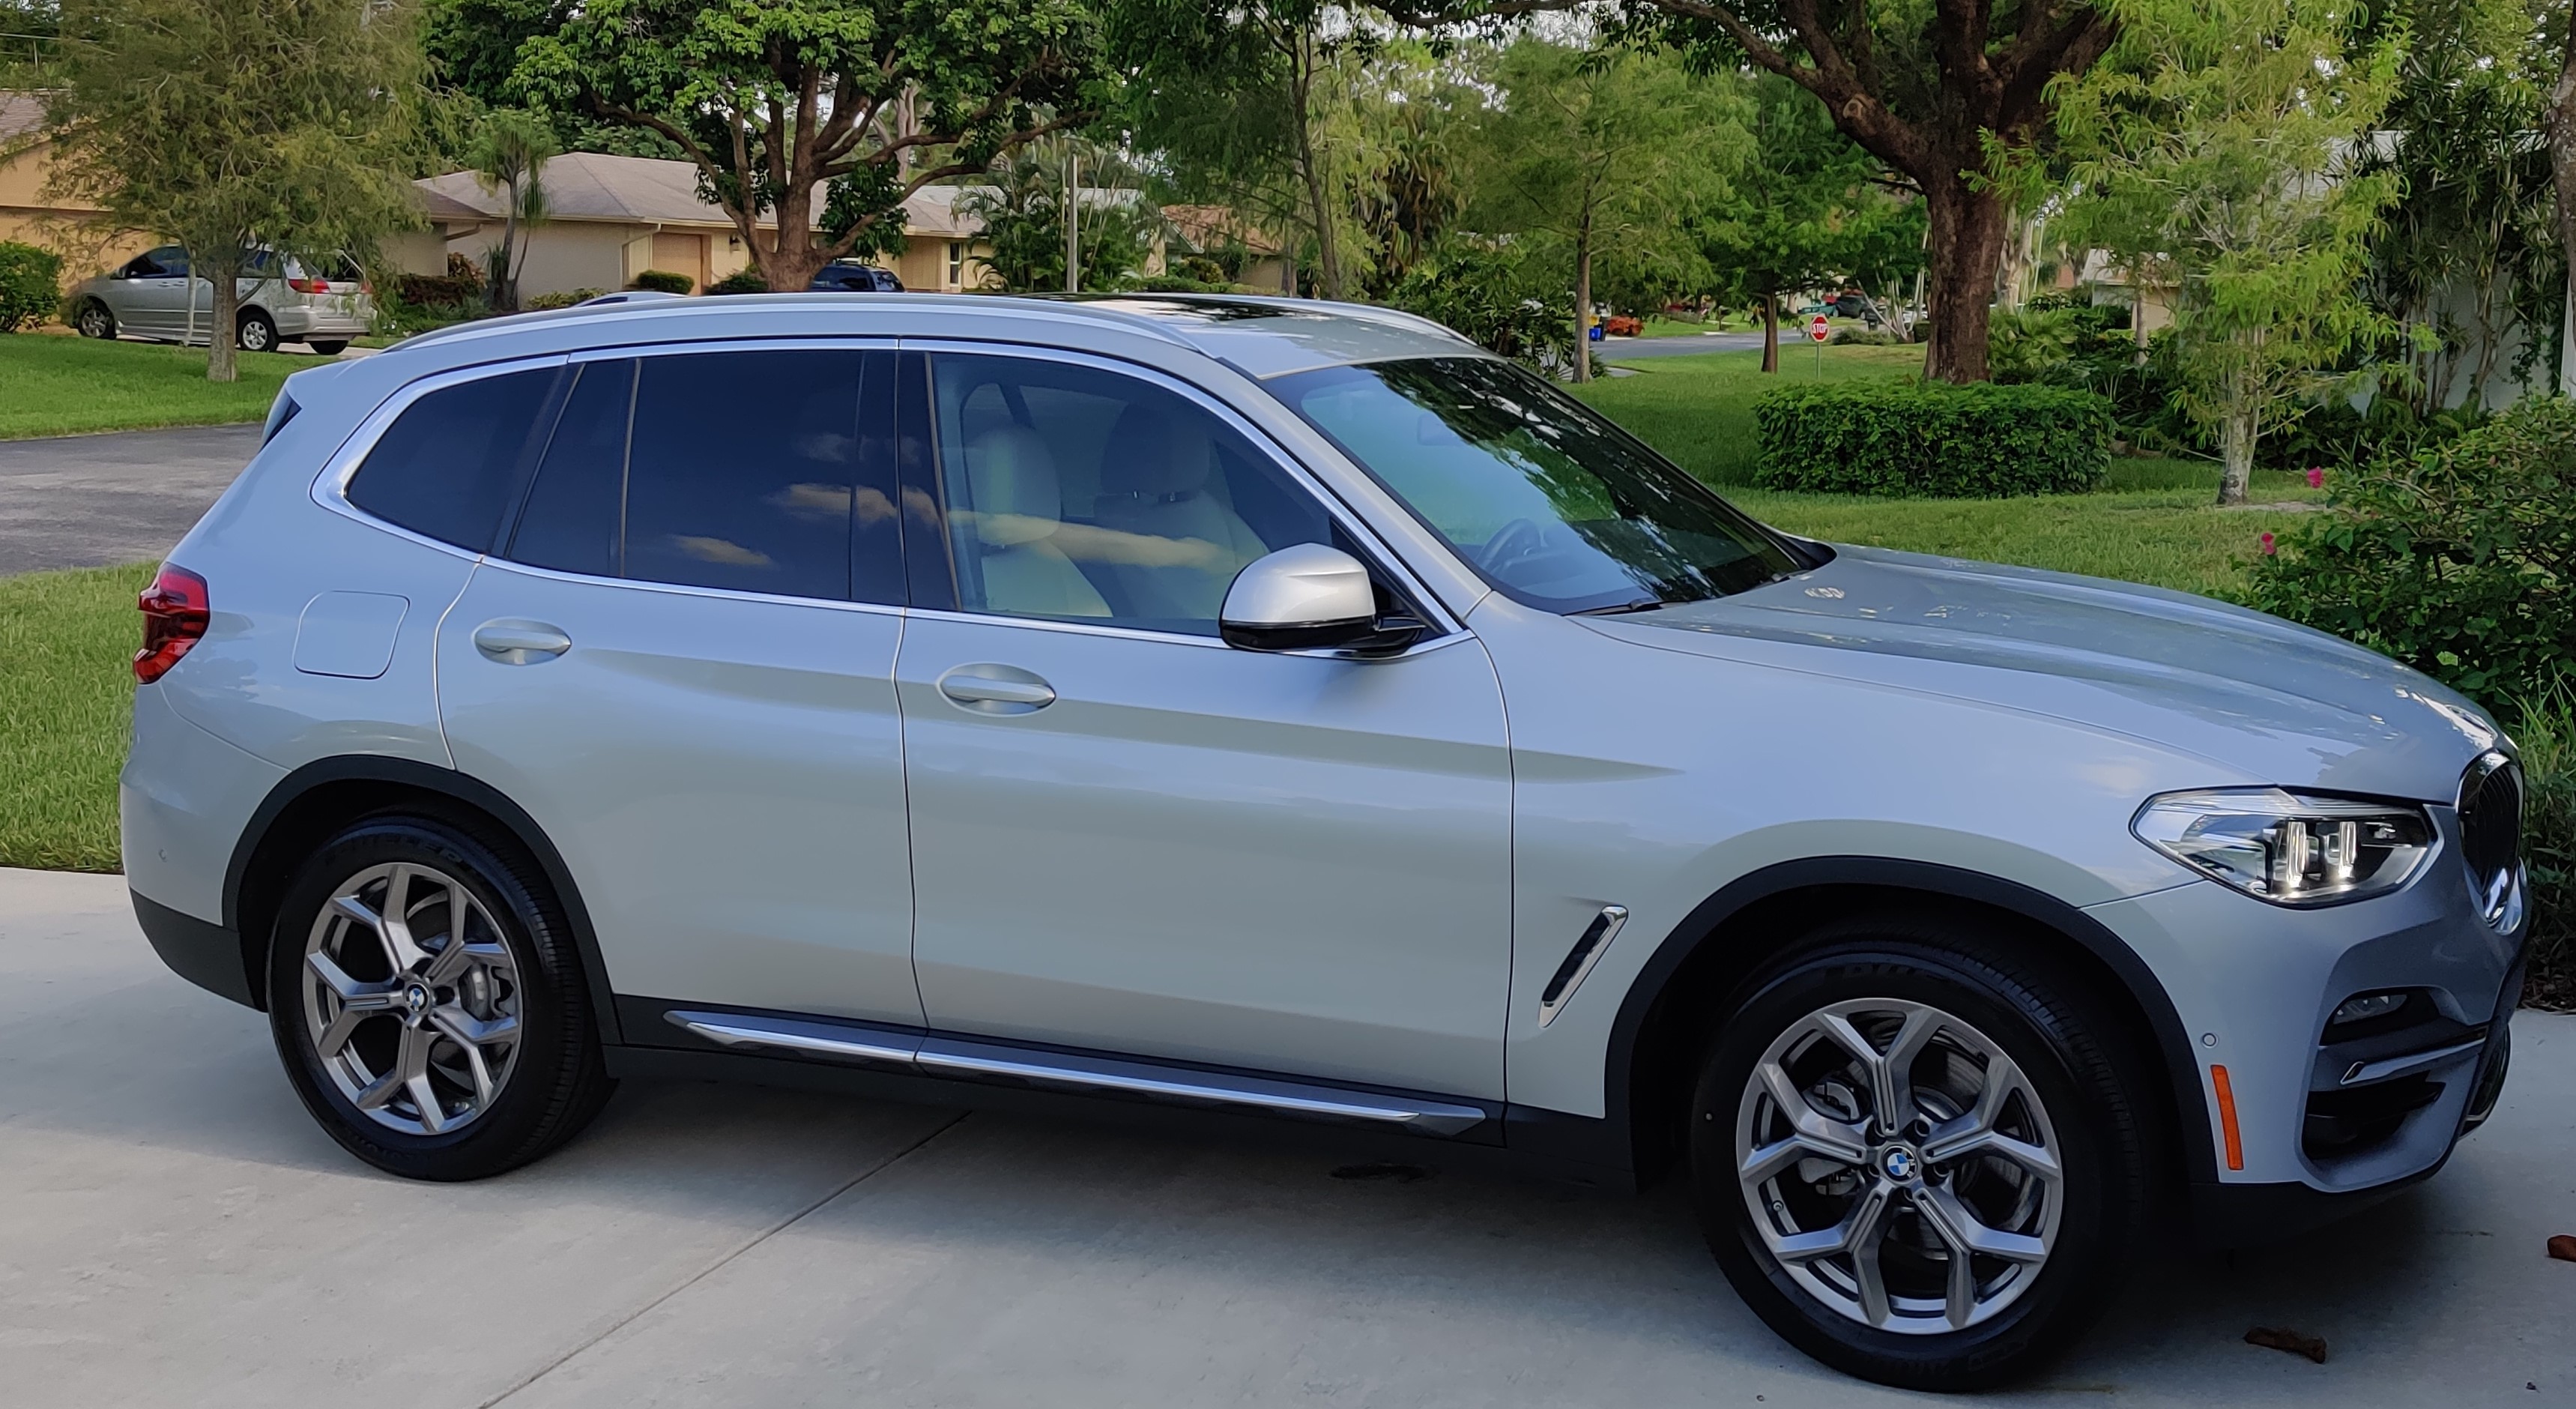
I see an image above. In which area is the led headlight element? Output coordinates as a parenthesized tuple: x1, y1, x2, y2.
(2133, 788, 2433, 905)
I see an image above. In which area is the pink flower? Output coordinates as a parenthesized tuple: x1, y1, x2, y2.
(2260, 531, 2277, 555)
(2306, 467, 2326, 489)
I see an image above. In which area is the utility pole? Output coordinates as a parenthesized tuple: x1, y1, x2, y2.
(1065, 151, 1080, 295)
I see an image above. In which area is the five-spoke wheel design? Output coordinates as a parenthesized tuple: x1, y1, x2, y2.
(1735, 997, 2061, 1335)
(300, 861, 523, 1136)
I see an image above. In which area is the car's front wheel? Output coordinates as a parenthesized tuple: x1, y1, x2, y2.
(267, 814, 613, 1180)
(1690, 917, 2151, 1391)
(76, 301, 115, 339)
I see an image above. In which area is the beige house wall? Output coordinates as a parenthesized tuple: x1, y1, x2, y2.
(893, 237, 992, 292)
(450, 220, 758, 297)
(0, 143, 152, 286)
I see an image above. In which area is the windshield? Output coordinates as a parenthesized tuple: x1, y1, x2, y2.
(1267, 357, 1806, 613)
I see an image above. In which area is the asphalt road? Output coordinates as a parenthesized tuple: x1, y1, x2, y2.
(4, 865, 2570, 1407)
(0, 423, 261, 577)
(1599, 331, 1773, 359)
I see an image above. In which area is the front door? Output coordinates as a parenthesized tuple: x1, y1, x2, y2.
(892, 349, 1515, 1099)
(113, 247, 190, 339)
(435, 344, 921, 1026)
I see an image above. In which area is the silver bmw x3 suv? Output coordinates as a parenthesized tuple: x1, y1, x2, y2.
(121, 295, 2527, 1389)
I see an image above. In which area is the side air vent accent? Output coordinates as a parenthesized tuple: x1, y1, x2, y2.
(1537, 905, 1629, 1028)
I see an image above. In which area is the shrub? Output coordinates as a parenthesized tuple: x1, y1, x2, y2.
(523, 287, 606, 310)
(707, 268, 769, 295)
(1753, 381, 2114, 497)
(1829, 325, 1898, 346)
(1130, 273, 1236, 295)
(0, 241, 63, 332)
(1385, 238, 1573, 374)
(2515, 686, 2575, 1011)
(396, 272, 482, 308)
(2238, 397, 2575, 705)
(632, 268, 695, 295)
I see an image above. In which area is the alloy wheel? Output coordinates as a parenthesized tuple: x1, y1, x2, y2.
(1735, 997, 2062, 1335)
(300, 861, 524, 1136)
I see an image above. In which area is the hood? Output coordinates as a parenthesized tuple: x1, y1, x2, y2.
(1585, 544, 2504, 803)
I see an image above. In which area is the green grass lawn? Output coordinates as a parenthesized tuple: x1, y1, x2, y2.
(0, 562, 145, 872)
(0, 335, 307, 440)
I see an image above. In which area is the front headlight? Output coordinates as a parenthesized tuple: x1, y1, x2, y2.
(2132, 788, 2434, 906)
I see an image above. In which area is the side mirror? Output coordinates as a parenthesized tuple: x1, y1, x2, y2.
(1220, 543, 1424, 656)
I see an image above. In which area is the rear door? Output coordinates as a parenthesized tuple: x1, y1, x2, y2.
(435, 342, 921, 1028)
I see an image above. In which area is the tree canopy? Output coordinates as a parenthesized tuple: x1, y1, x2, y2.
(44, 0, 423, 381)
(511, 0, 1101, 290)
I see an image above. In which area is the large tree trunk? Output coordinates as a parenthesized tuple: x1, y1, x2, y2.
(1572, 217, 1593, 383)
(495, 199, 520, 313)
(2548, 4, 2576, 396)
(1761, 292, 1780, 372)
(1921, 177, 2010, 383)
(205, 255, 239, 384)
(1292, 43, 1342, 302)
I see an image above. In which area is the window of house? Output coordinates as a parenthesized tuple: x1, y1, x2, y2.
(946, 242, 965, 289)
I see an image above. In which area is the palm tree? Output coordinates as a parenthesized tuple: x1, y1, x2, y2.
(474, 110, 556, 313)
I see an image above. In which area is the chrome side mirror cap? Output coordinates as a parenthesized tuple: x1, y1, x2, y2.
(1220, 543, 1423, 655)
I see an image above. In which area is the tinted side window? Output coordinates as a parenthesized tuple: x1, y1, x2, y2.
(346, 367, 564, 552)
(914, 353, 1332, 634)
(508, 359, 632, 578)
(622, 350, 869, 600)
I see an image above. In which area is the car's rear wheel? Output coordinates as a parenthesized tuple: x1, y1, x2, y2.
(76, 301, 115, 339)
(306, 340, 348, 355)
(267, 815, 613, 1180)
(1690, 917, 2150, 1391)
(235, 308, 278, 353)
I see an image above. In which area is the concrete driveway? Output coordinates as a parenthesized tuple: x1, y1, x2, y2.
(0, 423, 261, 577)
(4, 864, 2569, 1407)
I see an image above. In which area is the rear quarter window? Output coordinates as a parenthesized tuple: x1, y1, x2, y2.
(344, 367, 564, 552)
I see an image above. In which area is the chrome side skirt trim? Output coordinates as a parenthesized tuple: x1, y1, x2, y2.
(661, 1011, 1489, 1137)
(2339, 1034, 2485, 1087)
(665, 1010, 919, 1067)
(1536, 905, 1628, 1028)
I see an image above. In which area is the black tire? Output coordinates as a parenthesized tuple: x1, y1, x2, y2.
(267, 813, 614, 1180)
(1688, 916, 2152, 1391)
(306, 340, 349, 355)
(76, 301, 116, 340)
(235, 308, 278, 353)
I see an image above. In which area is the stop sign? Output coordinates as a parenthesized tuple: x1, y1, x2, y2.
(1808, 314, 1831, 343)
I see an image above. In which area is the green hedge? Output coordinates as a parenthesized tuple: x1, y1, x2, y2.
(1753, 381, 2113, 497)
(0, 241, 62, 333)
(631, 268, 695, 295)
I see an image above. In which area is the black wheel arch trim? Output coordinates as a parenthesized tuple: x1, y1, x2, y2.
(1597, 856, 2217, 1186)
(223, 755, 623, 1044)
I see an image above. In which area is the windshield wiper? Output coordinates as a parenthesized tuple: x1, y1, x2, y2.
(1573, 597, 1664, 616)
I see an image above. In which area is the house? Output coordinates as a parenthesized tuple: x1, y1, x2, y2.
(415, 152, 770, 295)
(0, 92, 153, 283)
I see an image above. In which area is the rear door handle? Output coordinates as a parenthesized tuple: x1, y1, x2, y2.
(936, 665, 1056, 713)
(472, 620, 572, 665)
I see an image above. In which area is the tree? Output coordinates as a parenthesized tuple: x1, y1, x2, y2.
(1117, 0, 1390, 299)
(45, 0, 422, 381)
(1390, 0, 2120, 383)
(2058, 0, 2402, 504)
(473, 109, 557, 313)
(2549, 1, 2576, 393)
(1466, 40, 1744, 380)
(1694, 72, 1918, 372)
(959, 136, 1167, 291)
(512, 0, 1098, 294)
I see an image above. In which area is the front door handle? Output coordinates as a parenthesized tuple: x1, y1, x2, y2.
(472, 620, 572, 665)
(937, 664, 1056, 714)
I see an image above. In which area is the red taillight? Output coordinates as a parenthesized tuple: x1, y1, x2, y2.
(136, 564, 209, 684)
(288, 277, 324, 294)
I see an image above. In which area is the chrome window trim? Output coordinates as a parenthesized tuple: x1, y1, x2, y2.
(308, 351, 572, 562)
(899, 603, 1474, 660)
(899, 336, 1468, 642)
(471, 554, 908, 619)
(566, 334, 899, 363)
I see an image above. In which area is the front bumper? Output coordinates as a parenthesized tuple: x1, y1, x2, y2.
(2085, 851, 2524, 1238)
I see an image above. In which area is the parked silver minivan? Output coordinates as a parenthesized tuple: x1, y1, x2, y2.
(118, 295, 2526, 1390)
(71, 244, 373, 354)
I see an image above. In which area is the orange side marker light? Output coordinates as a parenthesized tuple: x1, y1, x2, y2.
(2210, 1064, 2244, 1171)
